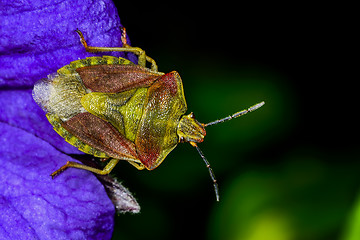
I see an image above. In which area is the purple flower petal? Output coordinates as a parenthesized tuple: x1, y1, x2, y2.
(0, 89, 82, 154)
(0, 122, 114, 239)
(0, 0, 136, 88)
(1, 0, 141, 239)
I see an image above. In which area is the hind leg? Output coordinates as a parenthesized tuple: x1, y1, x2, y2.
(75, 28, 158, 71)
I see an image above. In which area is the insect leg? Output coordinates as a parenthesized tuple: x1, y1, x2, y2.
(127, 160, 145, 170)
(50, 158, 120, 178)
(75, 29, 158, 72)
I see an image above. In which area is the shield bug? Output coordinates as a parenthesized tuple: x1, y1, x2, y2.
(32, 28, 265, 201)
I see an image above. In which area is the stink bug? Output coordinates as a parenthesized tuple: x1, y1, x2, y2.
(32, 28, 264, 201)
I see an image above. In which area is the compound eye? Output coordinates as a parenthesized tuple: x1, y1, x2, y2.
(189, 112, 195, 119)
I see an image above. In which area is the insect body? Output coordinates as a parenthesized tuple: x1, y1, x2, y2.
(32, 28, 264, 201)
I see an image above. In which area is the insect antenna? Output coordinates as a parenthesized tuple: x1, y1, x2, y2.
(190, 142, 219, 202)
(204, 101, 265, 127)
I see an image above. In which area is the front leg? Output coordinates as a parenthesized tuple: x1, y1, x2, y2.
(127, 160, 145, 170)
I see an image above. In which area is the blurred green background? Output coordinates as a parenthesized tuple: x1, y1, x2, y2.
(110, 2, 357, 240)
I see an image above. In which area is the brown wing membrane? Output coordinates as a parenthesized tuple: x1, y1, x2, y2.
(62, 112, 139, 161)
(76, 64, 163, 93)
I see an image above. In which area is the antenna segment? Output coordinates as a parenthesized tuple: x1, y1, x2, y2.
(204, 101, 265, 127)
(190, 142, 220, 202)
(189, 101, 264, 202)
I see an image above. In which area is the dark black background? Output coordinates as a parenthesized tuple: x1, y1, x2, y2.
(110, 2, 357, 240)
(116, 2, 356, 152)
